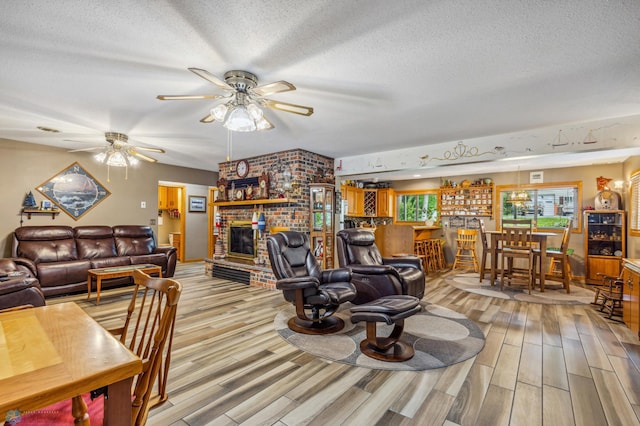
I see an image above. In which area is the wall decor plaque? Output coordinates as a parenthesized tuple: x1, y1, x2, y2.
(37, 162, 111, 220)
(449, 216, 466, 228)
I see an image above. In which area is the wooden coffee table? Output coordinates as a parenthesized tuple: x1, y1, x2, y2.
(87, 264, 162, 305)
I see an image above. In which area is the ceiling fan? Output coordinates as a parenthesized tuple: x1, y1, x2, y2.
(157, 68, 314, 131)
(67, 132, 165, 164)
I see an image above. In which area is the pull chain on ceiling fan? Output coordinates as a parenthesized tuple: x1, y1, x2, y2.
(157, 68, 314, 131)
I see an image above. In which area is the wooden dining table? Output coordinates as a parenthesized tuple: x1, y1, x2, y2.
(487, 230, 557, 292)
(0, 302, 142, 426)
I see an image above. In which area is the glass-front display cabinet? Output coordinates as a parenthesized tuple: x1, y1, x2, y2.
(309, 183, 335, 269)
(584, 210, 625, 284)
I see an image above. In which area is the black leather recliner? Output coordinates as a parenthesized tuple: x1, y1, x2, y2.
(336, 229, 425, 304)
(267, 231, 357, 334)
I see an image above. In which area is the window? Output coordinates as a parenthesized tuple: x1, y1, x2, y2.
(496, 182, 581, 231)
(395, 191, 438, 223)
(630, 170, 640, 235)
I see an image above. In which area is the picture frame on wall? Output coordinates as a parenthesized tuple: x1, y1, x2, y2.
(37, 162, 111, 220)
(189, 195, 206, 213)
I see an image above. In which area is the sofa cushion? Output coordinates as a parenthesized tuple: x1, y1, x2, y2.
(74, 226, 118, 259)
(113, 225, 156, 256)
(36, 260, 91, 288)
(14, 226, 78, 263)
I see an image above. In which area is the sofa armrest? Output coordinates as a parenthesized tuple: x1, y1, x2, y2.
(154, 245, 177, 256)
(0, 278, 38, 296)
(154, 246, 177, 277)
(320, 267, 352, 283)
(348, 263, 402, 277)
(4, 258, 37, 277)
(276, 276, 320, 291)
(382, 256, 423, 271)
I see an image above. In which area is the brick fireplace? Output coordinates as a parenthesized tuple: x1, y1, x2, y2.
(206, 148, 334, 289)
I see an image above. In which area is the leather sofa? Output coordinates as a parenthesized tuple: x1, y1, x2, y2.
(0, 258, 46, 310)
(10, 225, 177, 297)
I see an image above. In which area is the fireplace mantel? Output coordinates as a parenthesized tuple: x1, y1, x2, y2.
(213, 198, 292, 207)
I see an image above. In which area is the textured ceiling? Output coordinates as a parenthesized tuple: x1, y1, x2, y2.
(1, 0, 640, 178)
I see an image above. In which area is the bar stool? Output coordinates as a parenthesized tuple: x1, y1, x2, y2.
(413, 240, 428, 272)
(452, 229, 479, 272)
(422, 239, 445, 273)
(435, 239, 447, 270)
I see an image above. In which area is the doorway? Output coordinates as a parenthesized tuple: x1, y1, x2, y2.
(157, 184, 186, 262)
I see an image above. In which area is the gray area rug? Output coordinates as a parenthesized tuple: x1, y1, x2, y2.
(274, 301, 485, 371)
(447, 272, 595, 305)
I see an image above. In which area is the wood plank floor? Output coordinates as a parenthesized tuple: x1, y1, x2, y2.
(49, 262, 640, 425)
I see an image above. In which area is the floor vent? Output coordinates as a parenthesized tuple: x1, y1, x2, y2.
(212, 266, 251, 284)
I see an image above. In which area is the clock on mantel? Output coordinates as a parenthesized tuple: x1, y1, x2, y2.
(235, 159, 249, 178)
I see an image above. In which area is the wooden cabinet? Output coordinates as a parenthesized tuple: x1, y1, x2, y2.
(363, 189, 377, 216)
(158, 186, 180, 210)
(376, 188, 394, 217)
(341, 186, 393, 217)
(622, 259, 640, 339)
(439, 184, 493, 218)
(158, 186, 167, 209)
(584, 210, 625, 284)
(342, 185, 364, 217)
(310, 184, 335, 269)
(167, 187, 179, 209)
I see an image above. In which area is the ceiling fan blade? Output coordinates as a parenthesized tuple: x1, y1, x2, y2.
(68, 146, 105, 152)
(264, 100, 314, 116)
(128, 149, 158, 163)
(156, 94, 224, 101)
(135, 146, 165, 153)
(200, 113, 217, 123)
(251, 81, 295, 97)
(188, 68, 233, 91)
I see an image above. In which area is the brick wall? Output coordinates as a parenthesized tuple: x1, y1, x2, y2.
(214, 148, 334, 288)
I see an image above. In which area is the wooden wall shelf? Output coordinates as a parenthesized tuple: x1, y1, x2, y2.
(439, 184, 494, 218)
(213, 198, 292, 207)
(22, 208, 60, 219)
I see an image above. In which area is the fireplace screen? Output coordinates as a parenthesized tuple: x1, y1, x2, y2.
(228, 221, 256, 259)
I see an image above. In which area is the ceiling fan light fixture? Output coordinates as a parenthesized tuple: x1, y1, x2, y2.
(211, 104, 228, 121)
(224, 105, 256, 132)
(106, 151, 128, 167)
(94, 151, 107, 163)
(247, 103, 263, 120)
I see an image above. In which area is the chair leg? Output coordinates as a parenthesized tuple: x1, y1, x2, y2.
(71, 395, 90, 426)
(479, 250, 487, 281)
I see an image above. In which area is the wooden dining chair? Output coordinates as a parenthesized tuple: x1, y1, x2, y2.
(478, 220, 500, 282)
(500, 221, 534, 294)
(502, 218, 533, 228)
(533, 219, 572, 293)
(453, 229, 479, 272)
(21, 270, 182, 426)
